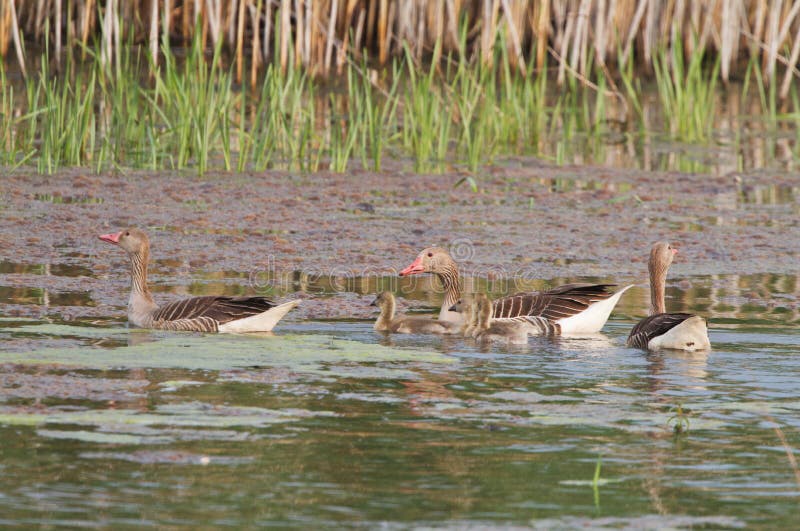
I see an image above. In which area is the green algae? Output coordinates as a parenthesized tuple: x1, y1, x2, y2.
(158, 380, 206, 391)
(0, 323, 455, 378)
(5, 323, 136, 339)
(37, 429, 165, 445)
(0, 401, 335, 432)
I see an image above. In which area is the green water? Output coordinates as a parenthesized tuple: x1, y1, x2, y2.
(0, 268, 798, 527)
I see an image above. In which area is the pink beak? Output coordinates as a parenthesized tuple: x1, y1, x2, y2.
(99, 232, 122, 244)
(672, 248, 678, 255)
(399, 256, 425, 277)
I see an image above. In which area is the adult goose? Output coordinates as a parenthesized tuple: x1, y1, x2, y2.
(627, 242, 710, 351)
(99, 228, 299, 333)
(371, 291, 458, 334)
(400, 247, 632, 334)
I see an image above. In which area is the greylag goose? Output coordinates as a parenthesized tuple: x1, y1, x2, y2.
(400, 247, 632, 334)
(99, 228, 299, 333)
(448, 296, 479, 337)
(371, 291, 457, 334)
(627, 242, 710, 351)
(477, 294, 532, 344)
(470, 294, 531, 344)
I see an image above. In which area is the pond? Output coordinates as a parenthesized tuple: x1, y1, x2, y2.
(1, 263, 798, 527)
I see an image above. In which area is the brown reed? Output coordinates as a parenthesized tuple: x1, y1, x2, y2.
(2, 0, 800, 97)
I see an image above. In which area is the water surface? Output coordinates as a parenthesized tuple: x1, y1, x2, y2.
(1, 264, 798, 528)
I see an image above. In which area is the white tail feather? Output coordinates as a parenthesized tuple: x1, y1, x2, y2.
(218, 300, 300, 333)
(557, 284, 634, 335)
(648, 316, 710, 351)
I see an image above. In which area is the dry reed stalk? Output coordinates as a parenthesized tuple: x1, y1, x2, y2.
(557, 3, 575, 84)
(378, 0, 388, 64)
(54, 0, 62, 68)
(0, 0, 9, 58)
(33, 0, 45, 40)
(480, 0, 500, 64)
(81, 0, 93, 51)
(100, 0, 113, 69)
(594, 0, 608, 66)
(535, 0, 549, 69)
(765, 0, 783, 83)
(324, 0, 338, 74)
(643, 0, 659, 67)
(292, 0, 302, 67)
(236, 0, 247, 82)
(394, 1, 408, 56)
(444, 0, 459, 51)
(250, 0, 262, 88)
(721, 0, 737, 82)
(205, 0, 220, 47)
(164, 0, 172, 41)
(303, 0, 316, 69)
(431, 0, 444, 66)
(620, 0, 646, 67)
(279, 0, 290, 72)
(751, 0, 767, 55)
(569, 0, 590, 75)
(670, 0, 685, 50)
(149, 0, 158, 68)
(226, 0, 236, 47)
(353, 5, 366, 59)
(501, 0, 526, 74)
(336, 0, 357, 73)
(112, 0, 120, 69)
(779, 21, 800, 98)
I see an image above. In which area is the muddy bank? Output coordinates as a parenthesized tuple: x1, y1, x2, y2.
(1, 162, 798, 320)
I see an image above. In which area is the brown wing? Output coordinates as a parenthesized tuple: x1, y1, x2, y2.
(492, 284, 617, 322)
(626, 313, 695, 349)
(152, 296, 278, 326)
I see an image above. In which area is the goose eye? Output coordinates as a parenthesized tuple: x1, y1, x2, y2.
(125, 231, 130, 236)
(427, 252, 433, 257)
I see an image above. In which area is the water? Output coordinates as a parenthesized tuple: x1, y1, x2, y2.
(1, 261, 798, 527)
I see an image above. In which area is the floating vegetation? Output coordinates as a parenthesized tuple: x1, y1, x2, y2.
(0, 323, 455, 377)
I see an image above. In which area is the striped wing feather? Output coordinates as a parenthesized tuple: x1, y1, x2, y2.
(626, 313, 694, 349)
(152, 296, 278, 330)
(492, 283, 616, 322)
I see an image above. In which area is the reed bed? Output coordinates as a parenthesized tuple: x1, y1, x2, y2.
(1, 1, 800, 175)
(4, 1, 800, 93)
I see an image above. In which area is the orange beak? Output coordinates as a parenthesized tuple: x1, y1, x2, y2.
(399, 256, 425, 276)
(99, 232, 122, 244)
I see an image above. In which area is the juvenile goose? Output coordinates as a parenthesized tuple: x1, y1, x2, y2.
(473, 293, 531, 344)
(371, 291, 455, 334)
(449, 296, 479, 337)
(400, 247, 632, 334)
(99, 228, 299, 333)
(626, 241, 710, 351)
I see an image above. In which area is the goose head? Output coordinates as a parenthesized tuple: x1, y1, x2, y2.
(370, 291, 396, 312)
(447, 298, 467, 313)
(649, 241, 677, 277)
(399, 247, 455, 276)
(99, 228, 150, 257)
